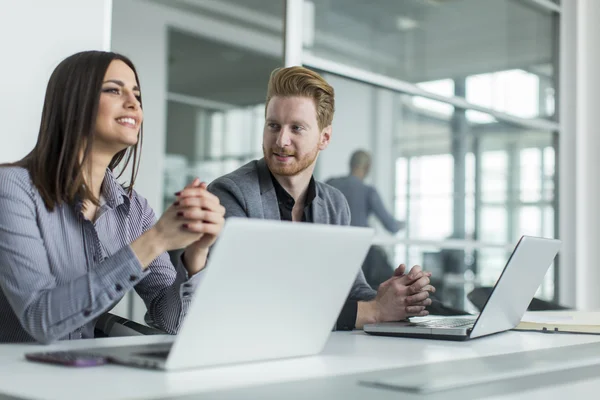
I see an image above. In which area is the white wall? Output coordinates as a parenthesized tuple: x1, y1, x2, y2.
(0, 0, 112, 163)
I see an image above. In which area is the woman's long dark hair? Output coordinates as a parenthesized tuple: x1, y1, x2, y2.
(13, 50, 143, 211)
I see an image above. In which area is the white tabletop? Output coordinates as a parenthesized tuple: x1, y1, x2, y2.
(1, 331, 600, 400)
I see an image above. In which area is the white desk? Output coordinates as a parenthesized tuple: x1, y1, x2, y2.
(1, 331, 600, 400)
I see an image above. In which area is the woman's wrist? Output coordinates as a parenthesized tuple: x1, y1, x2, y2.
(131, 227, 167, 269)
(182, 246, 209, 276)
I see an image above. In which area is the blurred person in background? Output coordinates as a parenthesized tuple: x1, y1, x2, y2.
(327, 150, 404, 290)
(327, 150, 404, 233)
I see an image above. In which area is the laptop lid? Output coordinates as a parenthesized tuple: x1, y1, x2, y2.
(165, 218, 374, 370)
(362, 236, 561, 340)
(469, 236, 561, 339)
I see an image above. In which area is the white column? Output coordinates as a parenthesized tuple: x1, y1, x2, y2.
(0, 0, 112, 163)
(558, 0, 577, 307)
(561, 0, 600, 310)
(575, 0, 600, 310)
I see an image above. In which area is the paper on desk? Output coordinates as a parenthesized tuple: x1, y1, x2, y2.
(521, 311, 600, 326)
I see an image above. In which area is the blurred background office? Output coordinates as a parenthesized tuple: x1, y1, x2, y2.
(2, 0, 599, 323)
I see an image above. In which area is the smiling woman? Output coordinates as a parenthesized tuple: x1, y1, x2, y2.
(96, 61, 144, 153)
(0, 51, 225, 344)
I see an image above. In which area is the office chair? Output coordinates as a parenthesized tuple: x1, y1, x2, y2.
(361, 245, 394, 290)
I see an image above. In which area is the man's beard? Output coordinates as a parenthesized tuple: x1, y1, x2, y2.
(263, 145, 319, 176)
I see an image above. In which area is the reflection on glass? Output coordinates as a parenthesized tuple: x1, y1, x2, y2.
(477, 248, 512, 286)
(394, 158, 408, 222)
(305, 0, 556, 120)
(480, 207, 507, 243)
(519, 206, 542, 237)
(163, 27, 281, 209)
(467, 70, 540, 119)
(391, 92, 557, 307)
(520, 148, 542, 202)
(465, 153, 476, 236)
(543, 146, 555, 201)
(413, 79, 455, 117)
(543, 206, 555, 238)
(408, 155, 453, 240)
(481, 151, 508, 203)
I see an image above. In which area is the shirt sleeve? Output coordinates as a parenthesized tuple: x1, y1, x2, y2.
(367, 187, 404, 234)
(132, 198, 207, 335)
(0, 172, 144, 344)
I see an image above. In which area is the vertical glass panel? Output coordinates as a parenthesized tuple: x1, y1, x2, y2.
(223, 109, 254, 157)
(481, 151, 508, 203)
(519, 206, 542, 237)
(543, 206, 555, 239)
(408, 155, 454, 240)
(520, 148, 542, 202)
(465, 152, 476, 237)
(543, 146, 556, 201)
(210, 113, 225, 159)
(305, 0, 556, 119)
(413, 79, 455, 116)
(466, 70, 540, 119)
(395, 158, 408, 222)
(480, 206, 507, 243)
(163, 27, 281, 209)
(308, 73, 558, 310)
(477, 248, 513, 286)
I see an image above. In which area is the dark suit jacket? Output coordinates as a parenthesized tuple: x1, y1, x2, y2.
(207, 158, 377, 301)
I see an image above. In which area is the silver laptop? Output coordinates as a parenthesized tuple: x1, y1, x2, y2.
(364, 236, 561, 341)
(77, 218, 374, 370)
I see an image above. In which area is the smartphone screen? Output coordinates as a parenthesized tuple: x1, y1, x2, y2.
(25, 351, 108, 367)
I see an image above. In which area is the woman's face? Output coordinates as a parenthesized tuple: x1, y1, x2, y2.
(94, 60, 143, 154)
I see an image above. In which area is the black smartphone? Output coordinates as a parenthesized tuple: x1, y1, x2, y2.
(25, 351, 108, 367)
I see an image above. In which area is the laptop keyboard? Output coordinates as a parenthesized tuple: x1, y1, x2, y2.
(412, 318, 475, 328)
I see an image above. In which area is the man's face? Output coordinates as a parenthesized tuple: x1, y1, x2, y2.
(262, 96, 331, 177)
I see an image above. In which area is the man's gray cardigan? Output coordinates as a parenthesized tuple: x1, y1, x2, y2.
(207, 158, 377, 302)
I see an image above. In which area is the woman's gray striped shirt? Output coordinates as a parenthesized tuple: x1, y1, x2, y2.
(0, 166, 202, 343)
